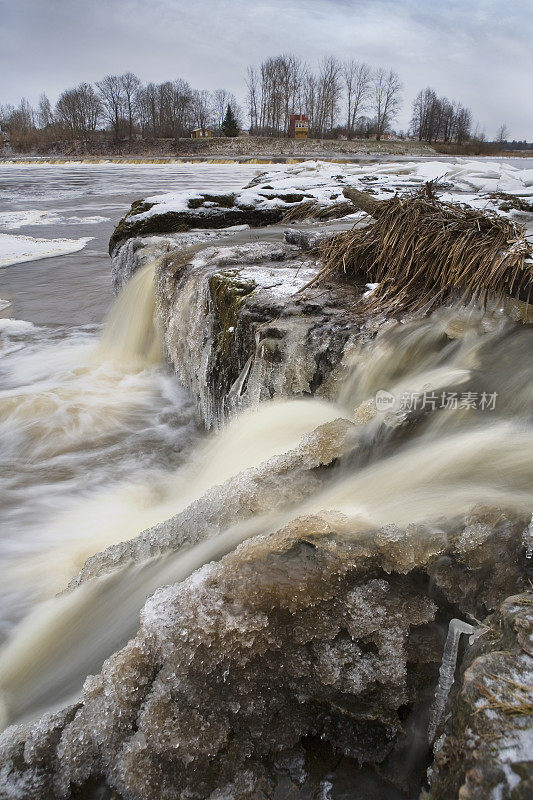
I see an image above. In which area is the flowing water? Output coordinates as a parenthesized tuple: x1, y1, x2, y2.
(0, 164, 275, 630)
(1, 164, 533, 796)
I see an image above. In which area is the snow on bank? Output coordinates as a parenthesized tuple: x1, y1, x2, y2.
(0, 210, 108, 229)
(131, 159, 533, 224)
(0, 233, 94, 268)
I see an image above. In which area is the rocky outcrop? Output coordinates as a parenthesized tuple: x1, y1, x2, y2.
(1, 492, 531, 800)
(109, 195, 286, 254)
(426, 592, 533, 800)
(109, 188, 356, 254)
(156, 238, 367, 428)
(110, 220, 370, 428)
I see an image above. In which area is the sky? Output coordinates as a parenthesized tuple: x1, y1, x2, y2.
(0, 0, 531, 140)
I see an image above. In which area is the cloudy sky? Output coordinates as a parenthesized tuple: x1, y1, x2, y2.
(0, 0, 531, 139)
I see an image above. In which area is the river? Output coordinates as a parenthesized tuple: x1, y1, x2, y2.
(0, 163, 271, 637)
(0, 160, 532, 800)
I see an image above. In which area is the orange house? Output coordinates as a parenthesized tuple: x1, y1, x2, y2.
(289, 114, 308, 139)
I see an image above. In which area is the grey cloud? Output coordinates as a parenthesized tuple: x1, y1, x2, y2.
(0, 0, 531, 139)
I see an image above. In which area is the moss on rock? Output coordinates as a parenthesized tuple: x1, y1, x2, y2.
(209, 271, 256, 355)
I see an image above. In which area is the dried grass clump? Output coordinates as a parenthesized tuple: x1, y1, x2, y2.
(311, 184, 533, 314)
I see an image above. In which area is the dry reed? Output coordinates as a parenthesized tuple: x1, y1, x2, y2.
(308, 183, 533, 314)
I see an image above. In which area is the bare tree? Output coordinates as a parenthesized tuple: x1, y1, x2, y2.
(454, 105, 472, 144)
(96, 75, 125, 140)
(157, 80, 193, 137)
(246, 66, 259, 132)
(496, 123, 509, 144)
(343, 60, 371, 138)
(250, 54, 305, 136)
(136, 82, 158, 137)
(371, 68, 402, 140)
(37, 94, 54, 129)
(302, 69, 318, 136)
(410, 89, 473, 145)
(0, 99, 36, 148)
(191, 89, 212, 130)
(55, 83, 101, 140)
(120, 72, 141, 141)
(315, 56, 342, 136)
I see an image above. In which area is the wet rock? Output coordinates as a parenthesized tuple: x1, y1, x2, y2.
(109, 188, 354, 256)
(283, 228, 335, 251)
(425, 592, 533, 800)
(155, 241, 364, 428)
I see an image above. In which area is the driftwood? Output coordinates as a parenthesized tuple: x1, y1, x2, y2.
(306, 183, 533, 314)
(342, 187, 383, 217)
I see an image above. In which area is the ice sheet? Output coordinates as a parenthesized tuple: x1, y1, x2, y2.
(0, 233, 94, 268)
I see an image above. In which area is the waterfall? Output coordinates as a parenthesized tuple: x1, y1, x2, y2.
(95, 261, 161, 366)
(1, 286, 532, 743)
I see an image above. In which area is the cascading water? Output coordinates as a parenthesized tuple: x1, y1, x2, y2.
(0, 261, 200, 618)
(95, 261, 161, 366)
(1, 242, 533, 800)
(0, 262, 532, 737)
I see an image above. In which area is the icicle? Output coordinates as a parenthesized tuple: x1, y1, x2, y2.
(523, 514, 533, 559)
(428, 618, 476, 743)
(226, 355, 253, 414)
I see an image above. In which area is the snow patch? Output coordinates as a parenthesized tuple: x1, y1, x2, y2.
(129, 159, 533, 225)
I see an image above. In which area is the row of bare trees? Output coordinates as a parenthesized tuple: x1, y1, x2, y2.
(0, 74, 244, 146)
(1, 63, 500, 150)
(246, 55, 402, 140)
(410, 88, 473, 144)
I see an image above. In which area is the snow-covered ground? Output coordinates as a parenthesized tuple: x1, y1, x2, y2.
(133, 158, 533, 223)
(0, 232, 94, 268)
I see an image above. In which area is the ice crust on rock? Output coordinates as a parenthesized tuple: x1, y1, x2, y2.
(428, 619, 476, 743)
(155, 240, 360, 428)
(2, 494, 531, 799)
(110, 227, 256, 293)
(426, 593, 533, 800)
(0, 518, 438, 800)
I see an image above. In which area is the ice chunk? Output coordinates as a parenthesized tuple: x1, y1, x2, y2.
(0, 233, 93, 268)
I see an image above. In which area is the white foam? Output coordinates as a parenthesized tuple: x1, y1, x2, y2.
(0, 210, 108, 229)
(0, 318, 36, 335)
(0, 233, 94, 268)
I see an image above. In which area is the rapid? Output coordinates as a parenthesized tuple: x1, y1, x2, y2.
(1, 261, 533, 728)
(0, 161, 532, 800)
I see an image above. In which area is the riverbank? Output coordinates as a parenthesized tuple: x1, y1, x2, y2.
(1, 135, 438, 163)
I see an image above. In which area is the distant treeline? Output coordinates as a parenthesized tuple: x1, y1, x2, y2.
(0, 56, 523, 150)
(0, 77, 244, 149)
